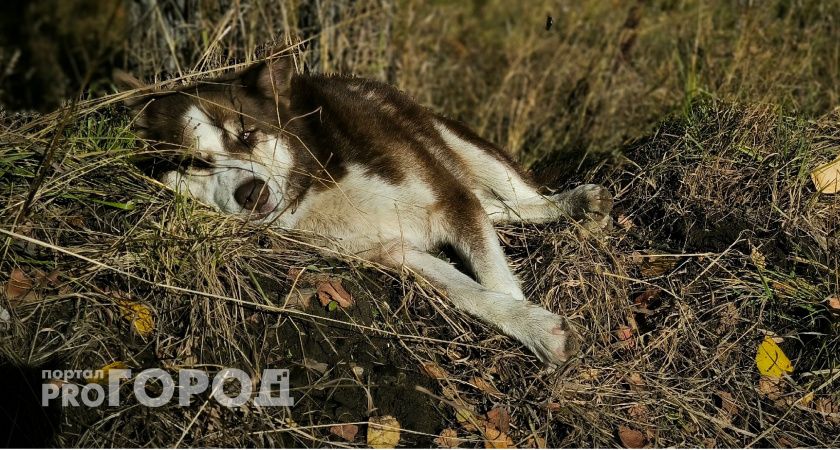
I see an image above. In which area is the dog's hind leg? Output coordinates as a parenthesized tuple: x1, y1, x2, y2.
(434, 119, 612, 225)
(377, 242, 579, 366)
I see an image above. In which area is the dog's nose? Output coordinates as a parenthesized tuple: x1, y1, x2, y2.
(234, 178, 270, 212)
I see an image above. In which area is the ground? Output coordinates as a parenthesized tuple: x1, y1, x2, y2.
(0, 0, 838, 448)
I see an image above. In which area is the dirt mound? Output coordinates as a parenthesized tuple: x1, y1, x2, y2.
(1, 99, 838, 447)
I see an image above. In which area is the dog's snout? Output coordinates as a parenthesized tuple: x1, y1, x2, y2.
(234, 178, 270, 212)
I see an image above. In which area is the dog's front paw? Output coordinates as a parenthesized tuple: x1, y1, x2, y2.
(513, 307, 581, 366)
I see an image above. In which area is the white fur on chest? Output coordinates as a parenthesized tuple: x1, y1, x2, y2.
(287, 164, 439, 254)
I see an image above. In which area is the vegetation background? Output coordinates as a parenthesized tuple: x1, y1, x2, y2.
(0, 0, 838, 447)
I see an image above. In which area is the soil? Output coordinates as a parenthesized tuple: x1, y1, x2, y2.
(272, 279, 441, 446)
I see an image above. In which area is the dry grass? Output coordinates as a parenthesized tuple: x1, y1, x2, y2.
(1, 0, 839, 447)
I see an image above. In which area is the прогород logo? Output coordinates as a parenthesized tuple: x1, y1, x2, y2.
(42, 368, 294, 408)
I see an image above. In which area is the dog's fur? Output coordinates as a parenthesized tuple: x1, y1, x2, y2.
(116, 59, 613, 366)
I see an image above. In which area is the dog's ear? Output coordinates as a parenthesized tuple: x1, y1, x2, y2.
(113, 69, 156, 129)
(243, 57, 295, 105)
(113, 69, 145, 92)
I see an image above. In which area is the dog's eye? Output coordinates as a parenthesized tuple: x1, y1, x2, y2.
(239, 129, 257, 145)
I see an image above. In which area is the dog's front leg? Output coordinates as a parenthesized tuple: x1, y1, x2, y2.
(377, 242, 580, 366)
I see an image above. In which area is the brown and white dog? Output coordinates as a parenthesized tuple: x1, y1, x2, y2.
(116, 58, 613, 366)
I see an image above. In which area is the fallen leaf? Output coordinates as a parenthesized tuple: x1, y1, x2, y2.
(485, 407, 510, 433)
(811, 157, 840, 194)
(434, 428, 460, 448)
(815, 397, 840, 424)
(317, 279, 353, 309)
(618, 425, 646, 448)
(715, 390, 739, 416)
(580, 368, 601, 382)
(483, 425, 514, 448)
(329, 424, 359, 441)
(616, 325, 635, 349)
(367, 415, 400, 448)
(633, 253, 677, 277)
(826, 295, 840, 312)
(116, 298, 155, 337)
(421, 361, 449, 380)
(627, 403, 648, 421)
(4, 268, 37, 303)
(758, 376, 783, 401)
(470, 377, 502, 396)
(798, 391, 815, 407)
(0, 306, 9, 323)
(755, 336, 793, 378)
(633, 288, 660, 310)
(777, 435, 798, 448)
(627, 372, 644, 387)
(302, 358, 328, 374)
(87, 361, 129, 384)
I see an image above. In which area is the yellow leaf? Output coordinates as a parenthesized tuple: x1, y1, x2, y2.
(117, 299, 154, 337)
(87, 361, 129, 384)
(811, 157, 840, 194)
(367, 415, 400, 448)
(755, 336, 793, 378)
(798, 391, 815, 407)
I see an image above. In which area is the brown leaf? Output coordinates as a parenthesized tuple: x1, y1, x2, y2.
(580, 368, 601, 382)
(815, 397, 839, 414)
(758, 376, 783, 401)
(715, 390, 739, 416)
(421, 361, 449, 380)
(470, 377, 502, 396)
(317, 279, 353, 308)
(633, 288, 660, 310)
(4, 268, 35, 302)
(302, 358, 328, 374)
(627, 403, 648, 421)
(485, 407, 510, 434)
(627, 372, 644, 387)
(616, 325, 635, 349)
(826, 295, 840, 312)
(329, 424, 359, 441)
(618, 425, 647, 448)
(483, 425, 514, 448)
(634, 254, 677, 277)
(434, 428, 460, 448)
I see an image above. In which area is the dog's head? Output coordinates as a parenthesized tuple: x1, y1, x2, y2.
(116, 59, 298, 222)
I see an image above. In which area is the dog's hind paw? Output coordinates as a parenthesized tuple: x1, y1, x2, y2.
(555, 183, 613, 224)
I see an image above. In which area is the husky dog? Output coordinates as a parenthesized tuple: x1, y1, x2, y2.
(116, 58, 612, 366)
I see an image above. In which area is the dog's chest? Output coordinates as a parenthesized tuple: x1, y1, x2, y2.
(287, 164, 439, 253)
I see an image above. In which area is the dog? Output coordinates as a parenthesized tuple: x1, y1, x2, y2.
(115, 57, 613, 366)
